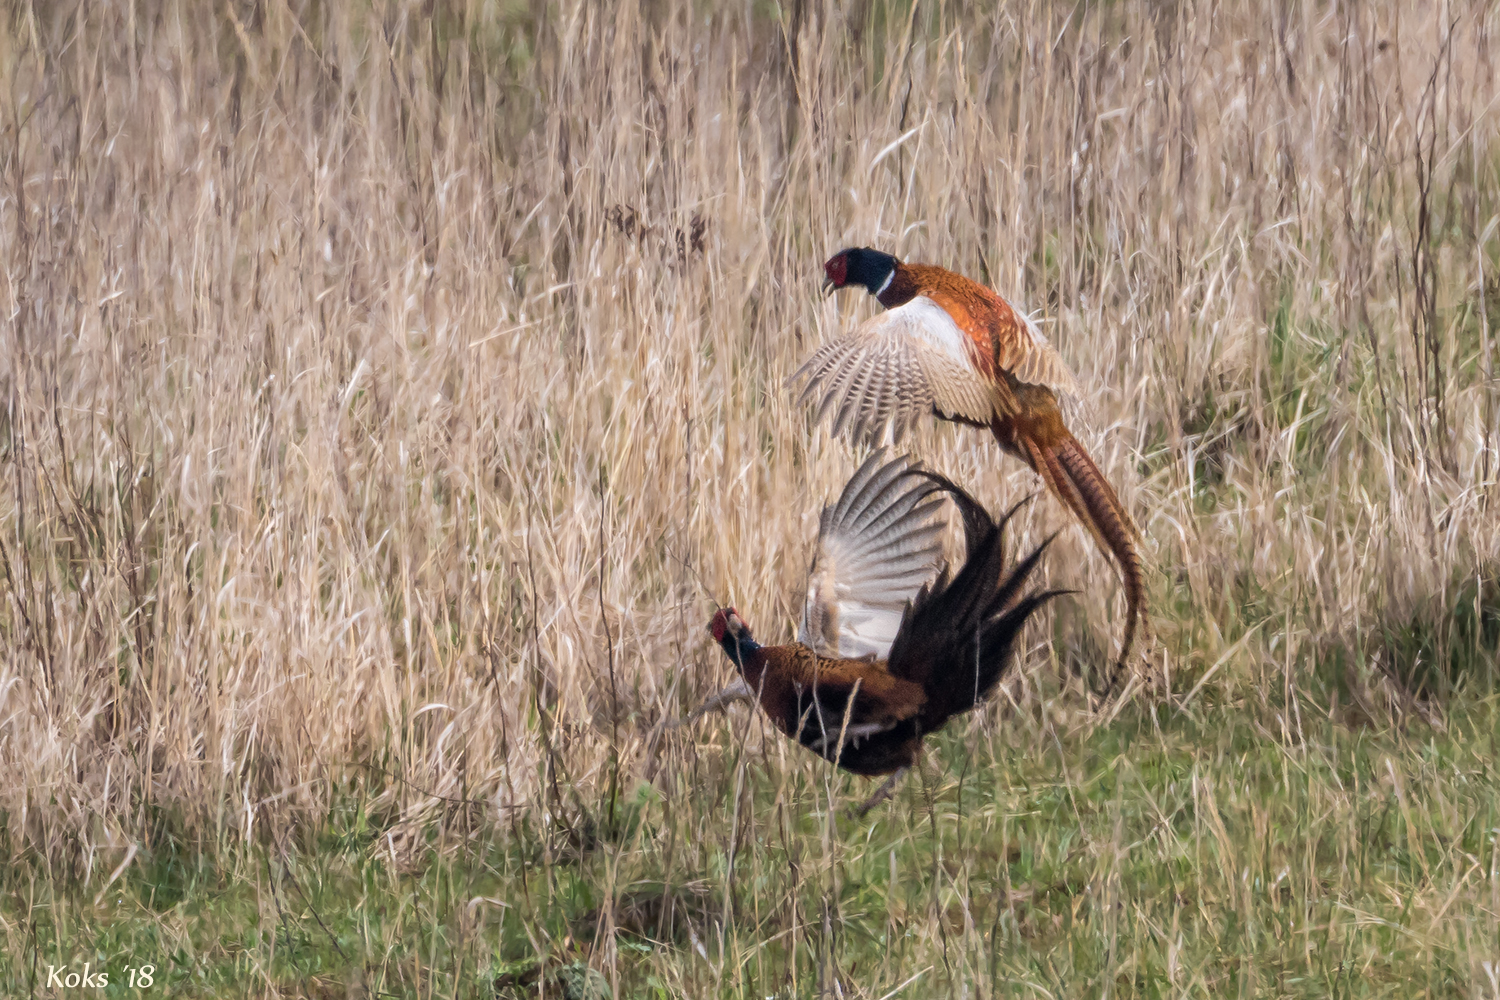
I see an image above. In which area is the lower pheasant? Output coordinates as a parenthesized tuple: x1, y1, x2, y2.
(686, 451, 1064, 815)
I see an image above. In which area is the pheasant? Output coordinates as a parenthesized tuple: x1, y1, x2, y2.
(688, 451, 1063, 815)
(795, 247, 1144, 693)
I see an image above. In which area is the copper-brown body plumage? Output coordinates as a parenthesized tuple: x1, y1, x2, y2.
(802, 249, 1144, 691)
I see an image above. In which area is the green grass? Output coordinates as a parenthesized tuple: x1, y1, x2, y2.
(8, 696, 1499, 998)
(4, 0, 1500, 996)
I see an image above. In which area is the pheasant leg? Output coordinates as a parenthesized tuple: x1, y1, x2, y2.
(851, 766, 909, 818)
(670, 678, 753, 729)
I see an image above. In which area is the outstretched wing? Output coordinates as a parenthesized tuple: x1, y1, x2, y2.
(792, 297, 999, 443)
(797, 451, 946, 660)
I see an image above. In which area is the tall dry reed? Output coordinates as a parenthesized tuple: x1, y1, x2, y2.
(1, 0, 1496, 878)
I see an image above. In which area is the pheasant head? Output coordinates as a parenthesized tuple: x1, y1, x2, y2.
(707, 607, 761, 672)
(823, 247, 899, 296)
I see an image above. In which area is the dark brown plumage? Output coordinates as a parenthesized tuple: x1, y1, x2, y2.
(698, 456, 1063, 814)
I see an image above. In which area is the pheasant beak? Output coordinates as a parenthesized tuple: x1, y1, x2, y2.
(821, 277, 836, 296)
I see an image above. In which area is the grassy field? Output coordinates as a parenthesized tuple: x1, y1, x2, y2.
(3, 0, 1500, 996)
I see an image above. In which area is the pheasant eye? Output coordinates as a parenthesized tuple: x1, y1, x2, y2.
(825, 255, 847, 286)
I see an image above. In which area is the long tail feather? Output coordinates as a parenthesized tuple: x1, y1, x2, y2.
(1017, 430, 1145, 695)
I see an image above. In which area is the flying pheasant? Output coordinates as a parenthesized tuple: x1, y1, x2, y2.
(794, 247, 1143, 692)
(685, 451, 1063, 815)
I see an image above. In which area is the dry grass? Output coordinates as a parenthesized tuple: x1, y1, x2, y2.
(2, 0, 1500, 996)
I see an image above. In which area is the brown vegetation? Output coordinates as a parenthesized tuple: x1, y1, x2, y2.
(1, 5, 1498, 988)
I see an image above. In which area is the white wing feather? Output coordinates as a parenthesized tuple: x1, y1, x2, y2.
(793, 297, 997, 443)
(797, 451, 946, 660)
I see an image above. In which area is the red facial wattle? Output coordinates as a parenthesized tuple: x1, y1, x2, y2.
(708, 607, 737, 642)
(824, 254, 848, 288)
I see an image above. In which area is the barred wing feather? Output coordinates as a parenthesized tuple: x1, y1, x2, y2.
(793, 298, 997, 443)
(1007, 311, 1080, 398)
(798, 451, 946, 660)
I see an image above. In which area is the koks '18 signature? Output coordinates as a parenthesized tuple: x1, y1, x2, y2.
(45, 962, 155, 988)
